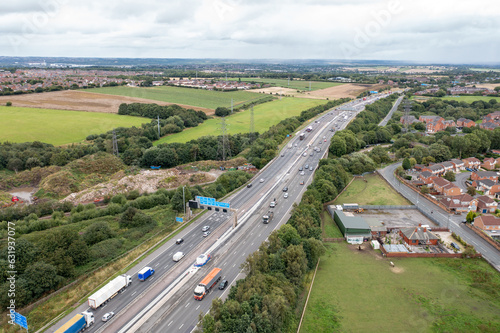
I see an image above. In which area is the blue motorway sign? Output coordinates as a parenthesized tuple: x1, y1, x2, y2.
(196, 196, 230, 209)
(175, 217, 183, 223)
(14, 312, 28, 329)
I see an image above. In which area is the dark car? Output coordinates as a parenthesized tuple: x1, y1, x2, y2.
(219, 280, 228, 290)
(247, 183, 253, 188)
(283, 187, 288, 192)
(298, 166, 303, 171)
(176, 238, 184, 245)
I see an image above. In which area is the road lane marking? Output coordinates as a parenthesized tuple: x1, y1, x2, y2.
(168, 321, 173, 326)
(185, 302, 190, 308)
(131, 292, 136, 296)
(196, 305, 200, 310)
(155, 263, 159, 267)
(179, 324, 184, 330)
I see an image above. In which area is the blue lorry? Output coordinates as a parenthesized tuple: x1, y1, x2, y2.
(55, 311, 94, 333)
(138, 267, 155, 281)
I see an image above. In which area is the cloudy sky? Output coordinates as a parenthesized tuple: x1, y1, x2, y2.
(1, 0, 499, 64)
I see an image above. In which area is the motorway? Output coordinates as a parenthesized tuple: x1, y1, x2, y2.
(379, 163, 500, 272)
(49, 94, 390, 333)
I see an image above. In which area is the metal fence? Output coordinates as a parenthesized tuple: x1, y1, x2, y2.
(359, 205, 416, 210)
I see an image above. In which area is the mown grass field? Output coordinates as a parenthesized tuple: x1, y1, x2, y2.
(300, 243, 500, 333)
(154, 97, 328, 145)
(87, 86, 263, 109)
(0, 106, 147, 146)
(228, 78, 342, 91)
(334, 173, 411, 206)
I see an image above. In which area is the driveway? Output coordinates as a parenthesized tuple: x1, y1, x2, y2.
(454, 171, 472, 193)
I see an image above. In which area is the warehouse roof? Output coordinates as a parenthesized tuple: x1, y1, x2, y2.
(334, 210, 370, 230)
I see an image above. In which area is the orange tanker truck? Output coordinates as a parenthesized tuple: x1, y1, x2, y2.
(194, 267, 221, 300)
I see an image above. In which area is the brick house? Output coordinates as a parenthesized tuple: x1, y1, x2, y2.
(473, 215, 500, 239)
(481, 158, 496, 170)
(474, 179, 496, 193)
(450, 159, 465, 172)
(488, 184, 500, 199)
(456, 118, 476, 128)
(419, 171, 437, 185)
(480, 122, 499, 131)
(441, 194, 477, 213)
(476, 195, 498, 213)
(462, 157, 481, 169)
(432, 177, 461, 195)
(423, 164, 445, 176)
(399, 227, 439, 246)
(439, 161, 454, 174)
(471, 171, 498, 182)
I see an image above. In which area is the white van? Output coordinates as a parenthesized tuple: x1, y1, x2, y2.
(173, 251, 184, 262)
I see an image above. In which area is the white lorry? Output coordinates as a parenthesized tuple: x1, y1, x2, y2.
(88, 274, 132, 309)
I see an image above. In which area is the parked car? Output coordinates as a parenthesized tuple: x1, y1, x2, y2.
(219, 280, 229, 290)
(176, 238, 184, 244)
(102, 312, 114, 322)
(202, 225, 210, 232)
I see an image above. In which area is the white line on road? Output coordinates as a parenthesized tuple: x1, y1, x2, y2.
(233, 264, 236, 267)
(155, 263, 159, 267)
(168, 321, 173, 326)
(179, 324, 184, 330)
(196, 305, 200, 310)
(131, 291, 137, 296)
(251, 243, 254, 246)
(223, 262, 227, 266)
(185, 302, 190, 308)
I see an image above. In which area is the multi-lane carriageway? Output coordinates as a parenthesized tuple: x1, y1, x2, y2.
(49, 94, 390, 333)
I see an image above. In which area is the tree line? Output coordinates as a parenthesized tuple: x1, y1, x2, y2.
(0, 170, 252, 309)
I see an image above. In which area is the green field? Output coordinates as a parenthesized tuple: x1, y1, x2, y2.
(439, 96, 500, 103)
(469, 68, 500, 72)
(334, 173, 411, 206)
(228, 77, 342, 91)
(0, 106, 147, 146)
(300, 243, 500, 332)
(154, 97, 328, 145)
(87, 86, 263, 109)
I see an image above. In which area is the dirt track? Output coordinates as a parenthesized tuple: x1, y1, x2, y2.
(0, 90, 215, 115)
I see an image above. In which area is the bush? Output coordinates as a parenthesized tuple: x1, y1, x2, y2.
(6, 101, 12, 106)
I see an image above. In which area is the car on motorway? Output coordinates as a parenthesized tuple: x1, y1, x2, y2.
(283, 186, 288, 192)
(302, 152, 307, 156)
(281, 153, 284, 157)
(299, 166, 303, 171)
(305, 164, 309, 169)
(247, 183, 253, 188)
(294, 143, 298, 147)
(260, 178, 264, 183)
(203, 231, 211, 237)
(219, 280, 228, 290)
(284, 193, 289, 199)
(300, 181, 304, 185)
(309, 166, 314, 171)
(202, 225, 210, 232)
(176, 238, 184, 244)
(310, 152, 314, 156)
(102, 312, 114, 322)
(324, 139, 327, 142)
(300, 171, 305, 176)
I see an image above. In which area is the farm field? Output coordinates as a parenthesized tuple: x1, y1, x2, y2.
(227, 77, 342, 91)
(87, 86, 263, 109)
(0, 90, 213, 114)
(333, 173, 411, 206)
(0, 106, 147, 146)
(154, 97, 327, 145)
(300, 243, 500, 332)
